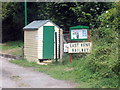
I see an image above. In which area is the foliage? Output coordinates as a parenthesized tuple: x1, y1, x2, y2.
(44, 2, 112, 30)
(2, 2, 112, 42)
(2, 2, 24, 42)
(85, 2, 119, 87)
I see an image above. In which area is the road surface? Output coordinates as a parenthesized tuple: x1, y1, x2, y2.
(0, 56, 77, 88)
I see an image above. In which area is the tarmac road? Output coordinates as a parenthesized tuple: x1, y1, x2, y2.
(0, 56, 77, 88)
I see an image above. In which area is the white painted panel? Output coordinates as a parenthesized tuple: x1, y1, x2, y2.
(54, 25, 60, 59)
(37, 26, 43, 59)
(44, 22, 54, 26)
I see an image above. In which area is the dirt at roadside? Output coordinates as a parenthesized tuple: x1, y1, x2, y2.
(3, 48, 21, 54)
(0, 48, 22, 56)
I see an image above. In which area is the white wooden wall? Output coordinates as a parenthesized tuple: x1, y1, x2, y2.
(37, 27, 43, 59)
(24, 30, 38, 62)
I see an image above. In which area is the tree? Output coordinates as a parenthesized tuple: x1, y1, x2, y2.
(2, 2, 113, 42)
(2, 2, 24, 42)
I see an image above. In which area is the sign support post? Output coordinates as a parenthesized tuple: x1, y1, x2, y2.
(70, 53, 72, 63)
(88, 30, 91, 42)
(69, 31, 73, 63)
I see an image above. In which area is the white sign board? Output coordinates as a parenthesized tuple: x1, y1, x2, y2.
(71, 29, 88, 40)
(64, 44, 69, 52)
(68, 42, 92, 53)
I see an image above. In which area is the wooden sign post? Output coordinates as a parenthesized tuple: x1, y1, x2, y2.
(70, 53, 72, 63)
(68, 25, 91, 63)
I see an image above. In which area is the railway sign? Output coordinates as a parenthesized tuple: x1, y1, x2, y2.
(68, 42, 92, 53)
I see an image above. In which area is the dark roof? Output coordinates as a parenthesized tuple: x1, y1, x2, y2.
(23, 20, 59, 30)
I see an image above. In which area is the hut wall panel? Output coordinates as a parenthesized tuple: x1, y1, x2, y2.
(37, 27, 43, 59)
(24, 44, 38, 47)
(24, 30, 38, 62)
(54, 26, 60, 59)
(53, 25, 60, 59)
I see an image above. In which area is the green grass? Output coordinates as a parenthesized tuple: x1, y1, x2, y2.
(10, 48, 23, 56)
(0, 46, 2, 50)
(1, 41, 23, 51)
(0, 41, 23, 56)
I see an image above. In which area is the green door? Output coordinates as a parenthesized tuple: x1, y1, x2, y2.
(43, 26, 54, 59)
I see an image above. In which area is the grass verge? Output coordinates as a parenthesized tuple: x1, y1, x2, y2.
(1, 41, 23, 50)
(0, 41, 23, 56)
